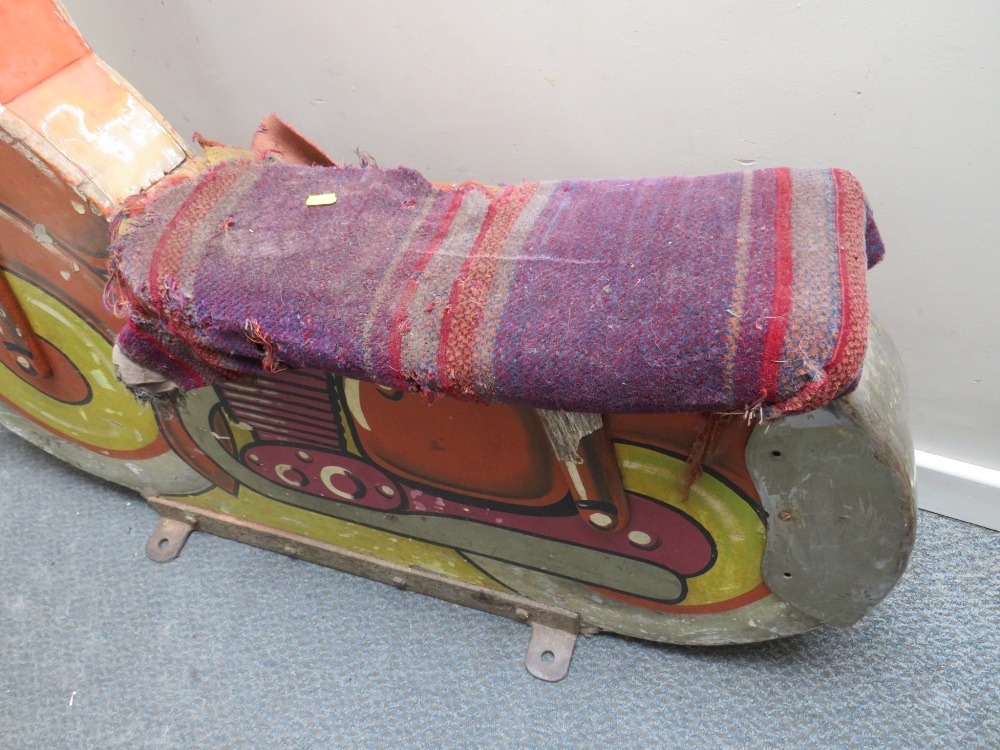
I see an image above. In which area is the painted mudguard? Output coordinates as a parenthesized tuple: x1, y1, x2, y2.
(0, 0, 916, 673)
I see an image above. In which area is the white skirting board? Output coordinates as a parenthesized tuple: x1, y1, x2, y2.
(915, 450, 1000, 532)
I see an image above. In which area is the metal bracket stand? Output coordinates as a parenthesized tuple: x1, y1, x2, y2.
(145, 516, 194, 562)
(525, 621, 578, 682)
(143, 497, 582, 681)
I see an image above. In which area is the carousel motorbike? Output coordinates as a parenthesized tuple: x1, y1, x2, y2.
(0, 0, 915, 681)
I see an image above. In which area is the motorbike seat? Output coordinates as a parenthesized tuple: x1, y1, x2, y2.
(109, 158, 883, 418)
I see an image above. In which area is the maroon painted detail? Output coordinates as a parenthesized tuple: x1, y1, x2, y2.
(403, 486, 713, 578)
(243, 443, 404, 512)
(238, 434, 714, 578)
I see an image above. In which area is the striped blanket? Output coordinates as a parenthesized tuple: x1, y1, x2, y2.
(108, 159, 883, 416)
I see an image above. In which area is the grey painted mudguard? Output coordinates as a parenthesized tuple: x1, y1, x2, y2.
(747, 321, 917, 627)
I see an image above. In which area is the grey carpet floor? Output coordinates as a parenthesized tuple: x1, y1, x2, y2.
(0, 426, 997, 750)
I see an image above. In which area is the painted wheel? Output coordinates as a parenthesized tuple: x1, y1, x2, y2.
(0, 270, 162, 456)
(466, 443, 821, 644)
(0, 270, 206, 496)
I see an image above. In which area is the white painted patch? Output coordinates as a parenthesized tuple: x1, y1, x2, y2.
(564, 460, 587, 500)
(41, 97, 164, 164)
(36, 95, 184, 199)
(342, 378, 369, 431)
(33, 224, 53, 245)
(319, 465, 360, 498)
(275, 463, 306, 487)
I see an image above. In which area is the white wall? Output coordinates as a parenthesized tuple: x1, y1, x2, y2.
(64, 0, 1000, 471)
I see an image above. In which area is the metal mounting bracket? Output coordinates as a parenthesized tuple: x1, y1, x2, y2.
(145, 516, 194, 562)
(144, 496, 582, 681)
(525, 621, 578, 682)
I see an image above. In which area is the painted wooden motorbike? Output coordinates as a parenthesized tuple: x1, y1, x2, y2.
(0, 1, 916, 680)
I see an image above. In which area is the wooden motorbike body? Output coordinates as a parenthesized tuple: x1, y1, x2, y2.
(0, 0, 916, 678)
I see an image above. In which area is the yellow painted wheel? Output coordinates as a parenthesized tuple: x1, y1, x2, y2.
(615, 442, 767, 610)
(464, 442, 793, 643)
(0, 271, 161, 457)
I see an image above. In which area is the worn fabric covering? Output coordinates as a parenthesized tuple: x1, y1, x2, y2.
(108, 159, 883, 417)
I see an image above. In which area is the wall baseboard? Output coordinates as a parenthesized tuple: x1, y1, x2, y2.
(915, 450, 1000, 532)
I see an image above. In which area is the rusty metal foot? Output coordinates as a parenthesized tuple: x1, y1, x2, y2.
(525, 621, 577, 682)
(145, 516, 194, 562)
(145, 497, 583, 678)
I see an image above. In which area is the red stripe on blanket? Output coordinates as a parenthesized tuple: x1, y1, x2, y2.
(828, 169, 856, 386)
(147, 161, 244, 317)
(765, 169, 870, 415)
(436, 183, 537, 396)
(125, 324, 206, 388)
(759, 167, 794, 400)
(387, 189, 466, 389)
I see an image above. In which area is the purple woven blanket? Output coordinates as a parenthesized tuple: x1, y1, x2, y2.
(108, 159, 883, 416)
